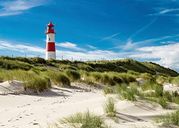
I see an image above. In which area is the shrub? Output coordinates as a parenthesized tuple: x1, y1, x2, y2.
(104, 98, 116, 117)
(65, 69, 81, 81)
(61, 111, 107, 128)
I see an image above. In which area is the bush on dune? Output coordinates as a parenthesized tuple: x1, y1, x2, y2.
(65, 69, 81, 81)
(24, 76, 51, 93)
(46, 71, 71, 87)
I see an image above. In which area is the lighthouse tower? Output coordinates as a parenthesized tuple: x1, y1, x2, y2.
(45, 22, 56, 60)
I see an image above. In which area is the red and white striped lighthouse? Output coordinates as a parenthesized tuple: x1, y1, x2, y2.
(45, 22, 56, 60)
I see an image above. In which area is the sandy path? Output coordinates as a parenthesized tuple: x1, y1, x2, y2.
(0, 86, 106, 128)
(0, 85, 174, 128)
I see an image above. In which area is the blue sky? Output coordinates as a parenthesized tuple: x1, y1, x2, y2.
(0, 0, 179, 71)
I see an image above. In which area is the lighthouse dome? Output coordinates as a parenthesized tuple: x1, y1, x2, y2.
(48, 22, 54, 27)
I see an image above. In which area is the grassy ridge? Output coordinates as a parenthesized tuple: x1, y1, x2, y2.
(0, 57, 177, 76)
(0, 56, 178, 94)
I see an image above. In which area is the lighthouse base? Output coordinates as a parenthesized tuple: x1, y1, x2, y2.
(46, 51, 56, 60)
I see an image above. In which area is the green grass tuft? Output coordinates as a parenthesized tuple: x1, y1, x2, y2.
(46, 71, 71, 87)
(65, 69, 81, 81)
(104, 97, 116, 117)
(61, 111, 108, 128)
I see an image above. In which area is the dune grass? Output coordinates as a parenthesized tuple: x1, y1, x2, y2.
(24, 76, 51, 93)
(104, 98, 116, 117)
(0, 56, 178, 97)
(60, 111, 108, 128)
(171, 76, 179, 86)
(0, 70, 51, 93)
(157, 110, 179, 126)
(46, 71, 71, 87)
(103, 86, 114, 95)
(65, 69, 81, 81)
(81, 71, 136, 86)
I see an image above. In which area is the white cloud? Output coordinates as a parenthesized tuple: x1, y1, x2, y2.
(56, 42, 85, 51)
(121, 34, 179, 50)
(121, 39, 137, 50)
(0, 40, 123, 61)
(56, 50, 122, 61)
(0, 40, 44, 53)
(1, 39, 179, 71)
(130, 43, 179, 71)
(0, 0, 49, 16)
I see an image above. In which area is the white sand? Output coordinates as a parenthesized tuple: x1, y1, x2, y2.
(0, 81, 176, 128)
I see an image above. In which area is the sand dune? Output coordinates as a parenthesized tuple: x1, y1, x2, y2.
(0, 82, 176, 128)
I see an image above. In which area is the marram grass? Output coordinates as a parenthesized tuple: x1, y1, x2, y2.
(104, 97, 116, 117)
(60, 111, 109, 128)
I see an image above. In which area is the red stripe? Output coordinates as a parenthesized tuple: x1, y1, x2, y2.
(47, 42, 55, 51)
(46, 29, 55, 34)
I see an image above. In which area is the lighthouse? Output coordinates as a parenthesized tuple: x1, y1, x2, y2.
(45, 22, 56, 60)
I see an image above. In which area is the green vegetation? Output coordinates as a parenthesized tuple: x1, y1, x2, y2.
(158, 110, 179, 126)
(104, 98, 116, 117)
(116, 83, 139, 101)
(0, 57, 177, 76)
(103, 78, 179, 109)
(0, 56, 178, 96)
(0, 70, 51, 93)
(103, 86, 114, 95)
(60, 111, 108, 128)
(46, 71, 71, 87)
(171, 76, 179, 86)
(65, 69, 81, 81)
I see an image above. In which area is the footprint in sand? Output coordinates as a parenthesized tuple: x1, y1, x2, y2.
(51, 100, 64, 105)
(34, 98, 42, 102)
(17, 104, 31, 108)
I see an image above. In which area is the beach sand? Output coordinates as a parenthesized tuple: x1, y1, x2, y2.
(0, 81, 176, 128)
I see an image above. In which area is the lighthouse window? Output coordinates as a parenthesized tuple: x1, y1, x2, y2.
(49, 38, 50, 41)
